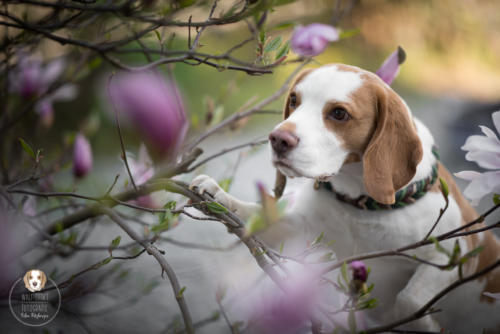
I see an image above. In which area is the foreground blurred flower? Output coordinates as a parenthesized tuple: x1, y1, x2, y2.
(455, 111, 500, 205)
(126, 145, 160, 208)
(73, 133, 93, 178)
(249, 270, 320, 333)
(10, 55, 77, 126)
(291, 23, 339, 57)
(375, 46, 406, 85)
(109, 71, 189, 157)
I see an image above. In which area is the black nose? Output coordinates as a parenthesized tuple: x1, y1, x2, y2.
(269, 130, 299, 155)
(33, 282, 37, 286)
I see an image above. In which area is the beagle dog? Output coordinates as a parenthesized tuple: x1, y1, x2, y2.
(23, 269, 47, 292)
(190, 64, 500, 333)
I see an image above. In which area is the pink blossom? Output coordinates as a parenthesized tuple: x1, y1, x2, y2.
(455, 111, 500, 205)
(249, 270, 321, 333)
(291, 23, 339, 57)
(109, 71, 189, 157)
(126, 145, 160, 209)
(375, 46, 406, 85)
(349, 261, 367, 282)
(9, 55, 77, 124)
(73, 133, 93, 178)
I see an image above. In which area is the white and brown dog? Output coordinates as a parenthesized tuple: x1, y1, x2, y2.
(23, 269, 47, 293)
(190, 64, 500, 332)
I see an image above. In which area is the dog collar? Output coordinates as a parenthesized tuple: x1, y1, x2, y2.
(317, 146, 440, 210)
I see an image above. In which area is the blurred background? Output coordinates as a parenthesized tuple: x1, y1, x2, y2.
(2, 0, 500, 333)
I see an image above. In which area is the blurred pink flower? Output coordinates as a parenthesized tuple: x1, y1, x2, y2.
(291, 23, 339, 57)
(73, 133, 93, 178)
(249, 270, 320, 334)
(349, 261, 367, 283)
(455, 111, 500, 205)
(126, 145, 160, 209)
(375, 46, 406, 85)
(10, 55, 77, 125)
(109, 71, 189, 157)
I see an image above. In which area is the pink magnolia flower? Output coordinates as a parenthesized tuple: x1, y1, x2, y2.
(291, 23, 339, 57)
(109, 71, 189, 157)
(126, 145, 160, 208)
(73, 133, 93, 178)
(249, 270, 321, 334)
(455, 111, 500, 205)
(10, 55, 77, 126)
(375, 46, 406, 85)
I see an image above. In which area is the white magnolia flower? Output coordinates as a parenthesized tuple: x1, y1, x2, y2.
(455, 111, 500, 205)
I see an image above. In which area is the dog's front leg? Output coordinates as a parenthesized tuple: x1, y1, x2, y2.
(388, 255, 457, 331)
(189, 174, 261, 221)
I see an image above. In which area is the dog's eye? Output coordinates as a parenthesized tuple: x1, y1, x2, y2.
(328, 107, 350, 122)
(289, 93, 297, 108)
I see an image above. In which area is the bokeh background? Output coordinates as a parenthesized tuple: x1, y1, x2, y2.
(3, 0, 500, 333)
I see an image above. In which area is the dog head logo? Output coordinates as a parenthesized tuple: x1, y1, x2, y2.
(23, 269, 47, 292)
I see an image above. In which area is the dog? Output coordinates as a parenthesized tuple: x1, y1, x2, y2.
(190, 64, 500, 333)
(23, 269, 47, 293)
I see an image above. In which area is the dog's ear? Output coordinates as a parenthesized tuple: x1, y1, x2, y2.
(40, 270, 47, 289)
(23, 271, 30, 289)
(363, 85, 423, 204)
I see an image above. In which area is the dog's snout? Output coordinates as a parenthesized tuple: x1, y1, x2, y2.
(269, 130, 299, 155)
(33, 281, 38, 286)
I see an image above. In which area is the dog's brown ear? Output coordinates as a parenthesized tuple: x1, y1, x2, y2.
(40, 270, 47, 289)
(23, 271, 30, 289)
(363, 85, 423, 204)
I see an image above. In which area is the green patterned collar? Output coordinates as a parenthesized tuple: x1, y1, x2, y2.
(317, 146, 439, 211)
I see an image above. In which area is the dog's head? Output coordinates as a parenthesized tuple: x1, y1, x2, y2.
(270, 64, 423, 204)
(23, 269, 47, 292)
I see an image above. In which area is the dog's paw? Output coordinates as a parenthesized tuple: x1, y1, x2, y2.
(189, 174, 223, 197)
(190, 174, 234, 211)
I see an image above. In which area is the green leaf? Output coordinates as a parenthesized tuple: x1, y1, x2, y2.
(275, 40, 290, 60)
(460, 245, 484, 264)
(493, 194, 500, 205)
(264, 36, 282, 53)
(312, 231, 324, 246)
(245, 213, 266, 235)
(272, 21, 296, 30)
(206, 201, 228, 214)
(19, 138, 35, 159)
(154, 30, 161, 42)
(219, 178, 233, 192)
(429, 236, 451, 257)
(279, 241, 284, 254)
(259, 29, 266, 44)
(102, 257, 112, 265)
(341, 261, 349, 285)
(164, 201, 177, 211)
(339, 28, 360, 39)
(87, 57, 102, 70)
(177, 286, 187, 298)
(179, 0, 196, 8)
(439, 177, 449, 198)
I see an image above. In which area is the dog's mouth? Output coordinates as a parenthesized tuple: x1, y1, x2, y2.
(272, 158, 302, 178)
(273, 157, 336, 181)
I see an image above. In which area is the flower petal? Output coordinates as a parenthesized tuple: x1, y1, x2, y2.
(42, 58, 65, 87)
(465, 150, 500, 170)
(479, 125, 498, 140)
(492, 111, 500, 135)
(461, 135, 500, 154)
(375, 46, 406, 85)
(454, 170, 482, 181)
(306, 23, 339, 41)
(462, 171, 500, 205)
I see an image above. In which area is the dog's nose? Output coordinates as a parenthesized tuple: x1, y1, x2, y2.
(33, 282, 37, 286)
(269, 130, 299, 155)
